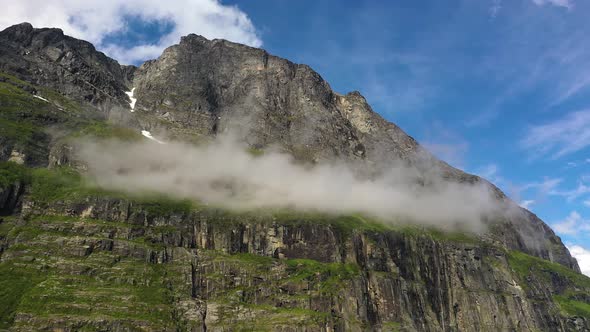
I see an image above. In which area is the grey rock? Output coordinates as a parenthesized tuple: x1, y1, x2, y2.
(0, 22, 134, 109)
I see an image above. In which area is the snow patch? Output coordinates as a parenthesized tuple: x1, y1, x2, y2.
(33, 95, 49, 102)
(141, 130, 165, 144)
(125, 88, 137, 112)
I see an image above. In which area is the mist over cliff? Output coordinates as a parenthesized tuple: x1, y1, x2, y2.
(78, 134, 505, 231)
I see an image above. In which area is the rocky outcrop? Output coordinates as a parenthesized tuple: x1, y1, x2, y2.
(0, 23, 134, 108)
(131, 34, 412, 166)
(0, 182, 24, 215)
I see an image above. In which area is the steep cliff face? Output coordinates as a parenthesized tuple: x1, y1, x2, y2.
(0, 23, 588, 331)
(0, 186, 588, 331)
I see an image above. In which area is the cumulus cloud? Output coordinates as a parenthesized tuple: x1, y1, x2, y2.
(520, 110, 590, 159)
(0, 0, 261, 64)
(76, 134, 507, 231)
(567, 245, 590, 276)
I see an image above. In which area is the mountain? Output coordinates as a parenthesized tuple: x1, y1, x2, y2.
(0, 22, 588, 331)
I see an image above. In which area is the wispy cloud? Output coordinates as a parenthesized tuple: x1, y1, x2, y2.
(510, 177, 562, 208)
(472, 164, 561, 207)
(521, 177, 563, 193)
(531, 0, 573, 9)
(467, 13, 590, 126)
(552, 211, 590, 235)
(550, 182, 590, 202)
(520, 110, 590, 159)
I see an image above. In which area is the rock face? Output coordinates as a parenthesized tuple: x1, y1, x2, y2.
(0, 23, 588, 331)
(132, 34, 422, 166)
(0, 23, 132, 108)
(0, 196, 586, 331)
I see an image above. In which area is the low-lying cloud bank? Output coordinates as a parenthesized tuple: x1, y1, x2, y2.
(78, 135, 508, 231)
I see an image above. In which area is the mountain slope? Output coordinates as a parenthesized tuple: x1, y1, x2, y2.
(129, 32, 577, 271)
(0, 23, 588, 331)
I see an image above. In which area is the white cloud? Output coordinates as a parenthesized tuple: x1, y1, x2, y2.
(520, 200, 535, 209)
(75, 135, 506, 230)
(567, 245, 590, 276)
(531, 0, 572, 8)
(521, 177, 563, 193)
(520, 110, 590, 159)
(584, 199, 590, 207)
(0, 0, 262, 64)
(550, 182, 590, 202)
(552, 211, 590, 235)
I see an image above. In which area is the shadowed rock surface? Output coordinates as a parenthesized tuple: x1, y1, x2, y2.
(0, 23, 588, 331)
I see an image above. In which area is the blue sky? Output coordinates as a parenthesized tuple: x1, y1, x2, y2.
(2, 0, 590, 274)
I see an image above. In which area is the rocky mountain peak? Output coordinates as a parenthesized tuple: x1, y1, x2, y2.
(0, 22, 134, 107)
(179, 33, 211, 45)
(0, 22, 36, 43)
